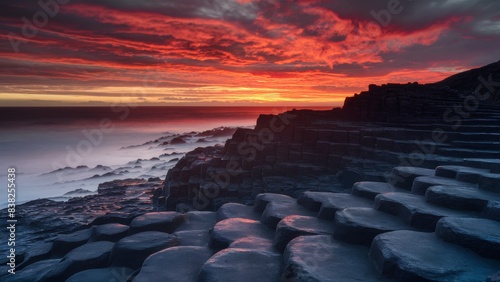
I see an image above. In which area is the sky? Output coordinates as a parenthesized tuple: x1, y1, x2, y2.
(0, 0, 499, 107)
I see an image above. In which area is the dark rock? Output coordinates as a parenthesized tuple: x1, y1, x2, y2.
(174, 230, 210, 246)
(176, 211, 217, 232)
(283, 235, 384, 282)
(216, 203, 261, 222)
(51, 228, 93, 256)
(134, 246, 213, 282)
(389, 166, 435, 190)
(42, 241, 114, 281)
(274, 215, 335, 251)
(318, 193, 373, 220)
(209, 218, 274, 250)
(352, 181, 405, 200)
(66, 267, 134, 282)
(480, 173, 500, 192)
(89, 223, 129, 242)
(198, 248, 282, 282)
(261, 201, 316, 228)
(297, 191, 338, 211)
(229, 237, 276, 253)
(129, 212, 185, 234)
(425, 185, 498, 211)
(411, 176, 475, 195)
(334, 207, 408, 246)
(5, 259, 60, 282)
(375, 192, 470, 231)
(369, 230, 500, 281)
(254, 193, 295, 212)
(436, 217, 500, 259)
(109, 231, 179, 270)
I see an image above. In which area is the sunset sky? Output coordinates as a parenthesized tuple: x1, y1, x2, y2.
(0, 0, 499, 106)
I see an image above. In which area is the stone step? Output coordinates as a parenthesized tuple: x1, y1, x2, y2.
(425, 185, 500, 211)
(261, 201, 316, 228)
(452, 141, 500, 150)
(109, 231, 179, 270)
(209, 218, 274, 250)
(436, 217, 500, 259)
(129, 212, 185, 234)
(198, 248, 282, 282)
(274, 215, 334, 251)
(297, 191, 340, 211)
(352, 182, 408, 200)
(318, 193, 374, 220)
(485, 202, 500, 221)
(479, 173, 500, 192)
(89, 223, 129, 242)
(369, 230, 500, 281)
(435, 165, 489, 183)
(5, 259, 60, 282)
(334, 208, 409, 246)
(229, 237, 277, 253)
(67, 267, 134, 282)
(464, 158, 500, 173)
(388, 166, 435, 190)
(174, 230, 210, 247)
(175, 211, 217, 232)
(375, 192, 474, 231)
(253, 193, 295, 212)
(283, 235, 386, 282)
(16, 242, 52, 271)
(42, 241, 114, 281)
(51, 228, 94, 257)
(216, 203, 261, 222)
(437, 147, 499, 159)
(411, 176, 475, 195)
(133, 246, 213, 282)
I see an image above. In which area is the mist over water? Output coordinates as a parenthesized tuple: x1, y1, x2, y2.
(0, 106, 331, 207)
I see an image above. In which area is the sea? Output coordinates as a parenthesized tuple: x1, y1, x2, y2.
(0, 106, 331, 207)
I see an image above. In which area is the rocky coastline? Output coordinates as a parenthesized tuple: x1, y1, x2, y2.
(2, 61, 500, 281)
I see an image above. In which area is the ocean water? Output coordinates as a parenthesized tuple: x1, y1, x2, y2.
(0, 106, 331, 207)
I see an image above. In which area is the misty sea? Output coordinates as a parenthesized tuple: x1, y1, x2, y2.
(0, 106, 331, 207)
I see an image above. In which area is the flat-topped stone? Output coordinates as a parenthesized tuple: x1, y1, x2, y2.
(375, 192, 472, 231)
(90, 211, 139, 226)
(17, 242, 52, 270)
(436, 217, 500, 259)
(411, 176, 475, 195)
(210, 218, 274, 250)
(229, 237, 276, 253)
(283, 235, 385, 282)
(133, 246, 213, 282)
(129, 212, 184, 234)
(369, 230, 500, 281)
(297, 191, 338, 211)
(43, 241, 114, 281)
(67, 267, 134, 282)
(389, 166, 435, 190)
(109, 231, 179, 270)
(465, 158, 500, 171)
(425, 185, 499, 211)
(274, 215, 335, 251)
(334, 208, 409, 246)
(89, 223, 129, 242)
(198, 248, 282, 282)
(479, 173, 500, 192)
(261, 201, 316, 228)
(318, 193, 373, 220)
(175, 211, 217, 232)
(352, 182, 406, 200)
(216, 203, 261, 222)
(174, 230, 210, 246)
(485, 201, 500, 221)
(254, 193, 295, 212)
(5, 259, 59, 282)
(51, 228, 93, 256)
(435, 165, 489, 183)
